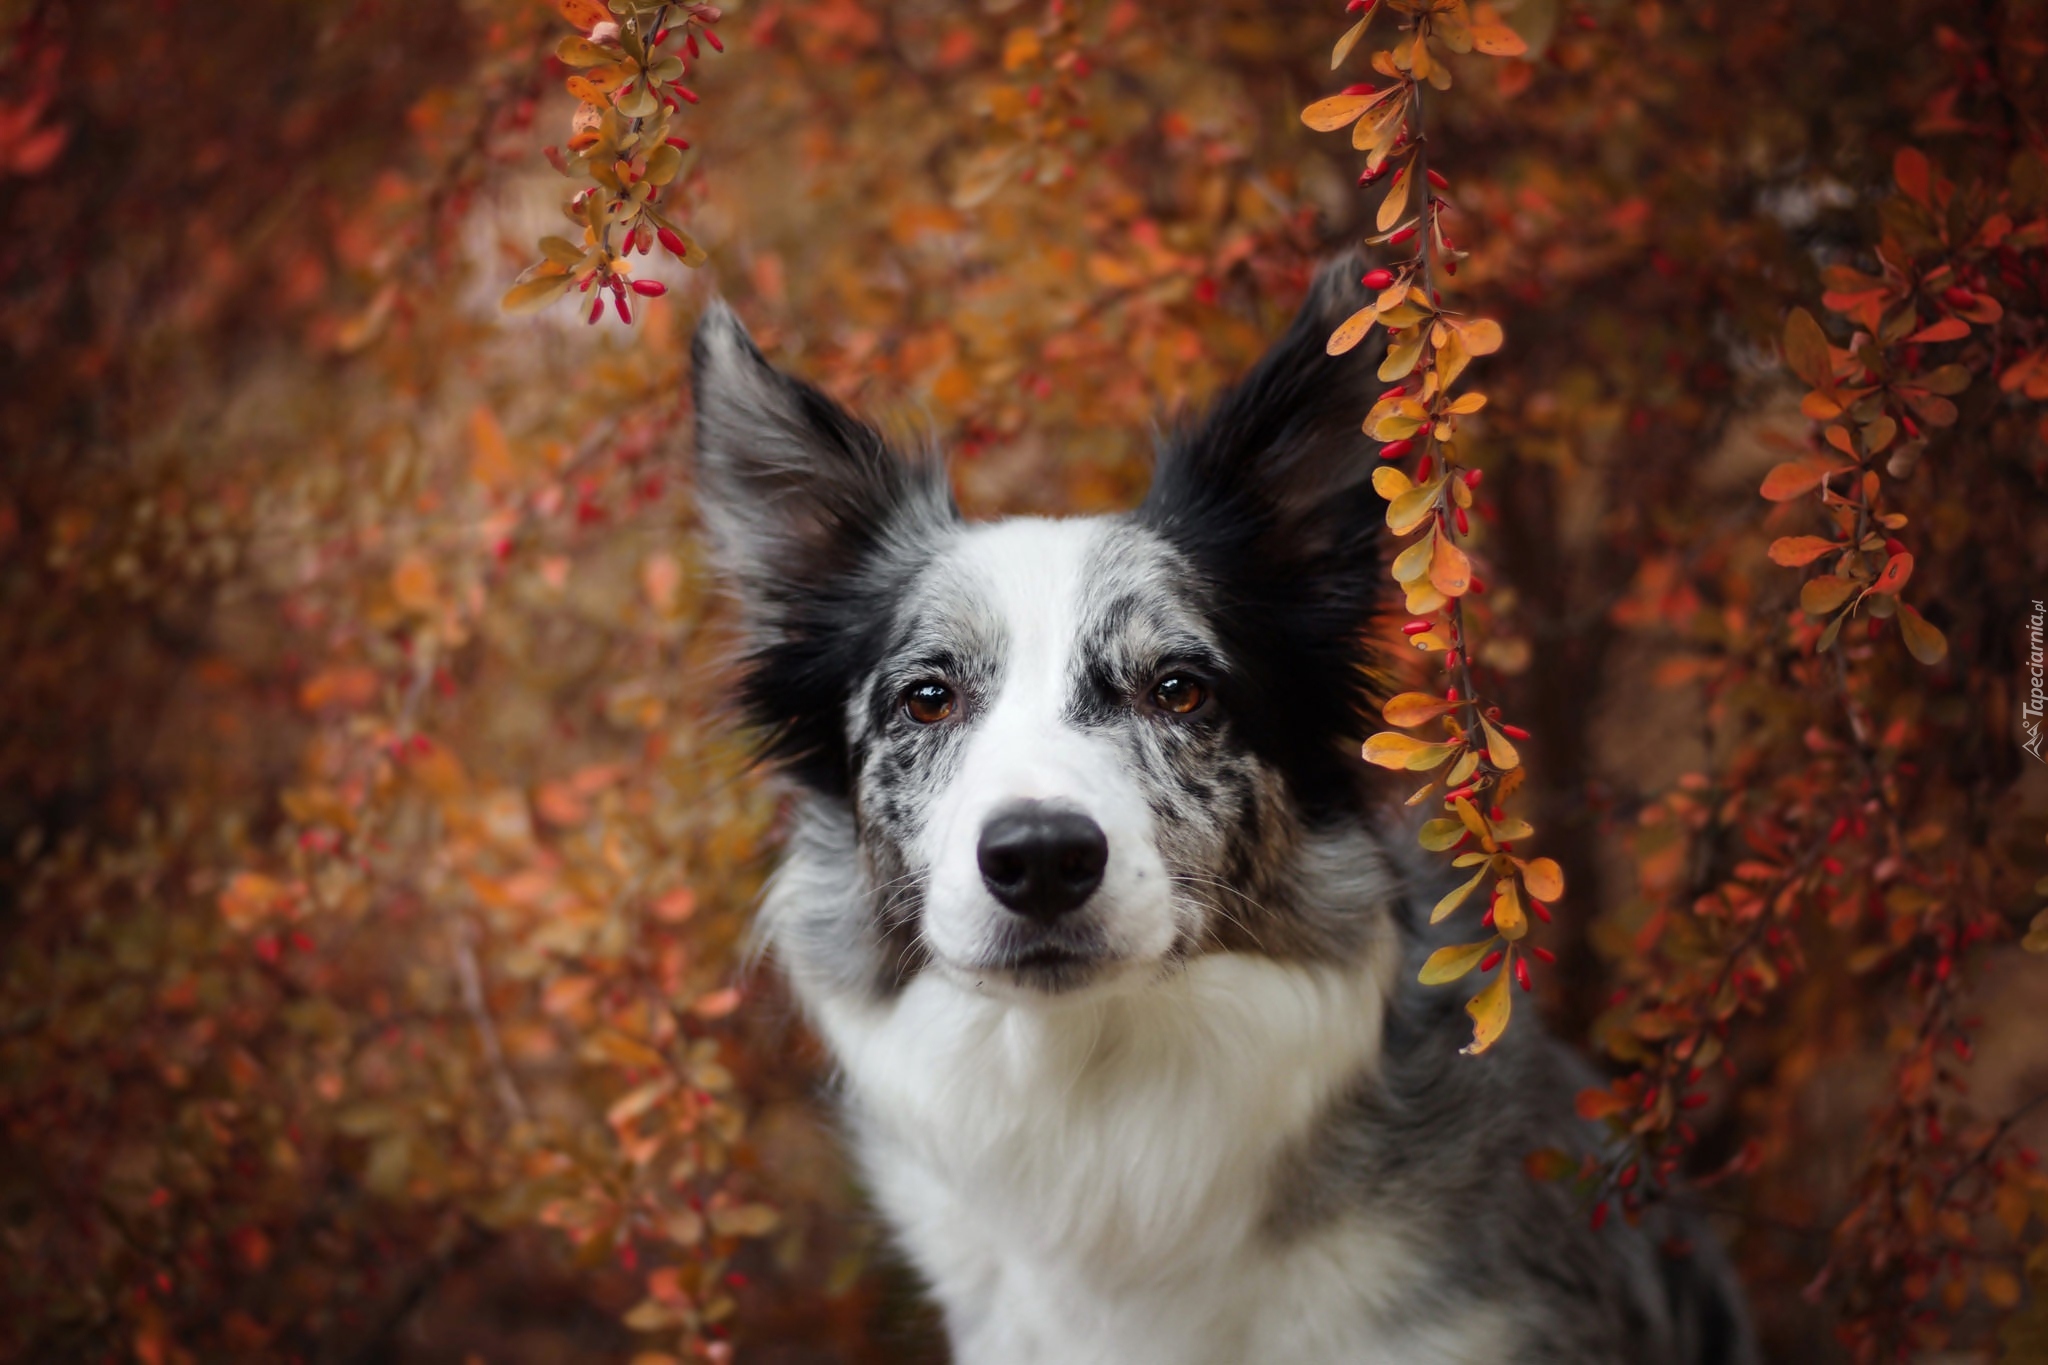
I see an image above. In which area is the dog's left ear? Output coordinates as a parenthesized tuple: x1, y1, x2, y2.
(1137, 255, 1391, 814)
(691, 302, 957, 795)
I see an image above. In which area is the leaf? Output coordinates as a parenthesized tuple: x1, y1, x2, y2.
(708, 1203, 780, 1237)
(1331, 15, 1370, 69)
(1327, 306, 1380, 355)
(1386, 478, 1442, 535)
(1481, 718, 1520, 770)
(1373, 466, 1414, 500)
(1447, 392, 1488, 414)
(1493, 877, 1527, 939)
(1799, 575, 1856, 615)
(1420, 938, 1498, 985)
(1782, 307, 1834, 389)
(1905, 316, 1969, 344)
(556, 35, 613, 66)
(1301, 92, 1376, 131)
(1379, 333, 1426, 381)
(1420, 817, 1468, 851)
(1452, 317, 1504, 356)
(1897, 601, 1948, 664)
(1894, 146, 1932, 204)
(1362, 732, 1453, 770)
(1760, 461, 1830, 501)
(1769, 536, 1837, 567)
(1920, 363, 1971, 396)
(1522, 856, 1565, 901)
(1470, 22, 1529, 54)
(501, 271, 575, 315)
(1384, 691, 1458, 727)
(1462, 969, 1512, 1054)
(555, 0, 611, 26)
(1432, 865, 1491, 922)
(1429, 533, 1472, 596)
(1865, 551, 1913, 597)
(1392, 530, 1436, 584)
(1377, 166, 1412, 233)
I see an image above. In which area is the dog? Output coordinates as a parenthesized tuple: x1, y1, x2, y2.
(689, 258, 1759, 1365)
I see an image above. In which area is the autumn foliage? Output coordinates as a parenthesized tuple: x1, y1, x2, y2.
(5, 0, 2048, 1361)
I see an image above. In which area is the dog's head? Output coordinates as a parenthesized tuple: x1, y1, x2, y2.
(693, 260, 1391, 999)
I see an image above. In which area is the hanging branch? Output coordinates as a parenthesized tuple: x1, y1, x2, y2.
(502, 0, 725, 325)
(1303, 0, 1540, 1055)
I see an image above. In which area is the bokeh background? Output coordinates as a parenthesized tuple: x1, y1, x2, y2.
(6, 0, 2048, 1360)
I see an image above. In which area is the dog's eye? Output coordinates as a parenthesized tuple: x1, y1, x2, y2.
(1148, 673, 1209, 717)
(903, 681, 956, 724)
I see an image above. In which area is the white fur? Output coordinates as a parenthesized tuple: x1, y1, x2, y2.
(805, 954, 1508, 1365)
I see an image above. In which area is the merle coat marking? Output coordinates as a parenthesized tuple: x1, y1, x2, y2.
(690, 260, 1758, 1365)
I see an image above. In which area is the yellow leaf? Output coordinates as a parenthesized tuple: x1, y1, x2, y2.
(1462, 969, 1513, 1054)
(1301, 92, 1375, 131)
(1392, 532, 1435, 584)
(1420, 817, 1467, 851)
(1522, 856, 1565, 901)
(1799, 575, 1855, 616)
(708, 1203, 780, 1237)
(1331, 14, 1370, 68)
(1493, 877, 1527, 939)
(501, 271, 574, 315)
(1327, 305, 1380, 355)
(1447, 392, 1488, 414)
(1384, 691, 1457, 727)
(1372, 466, 1414, 500)
(1379, 333, 1425, 381)
(1363, 731, 1433, 768)
(1481, 718, 1520, 770)
(1898, 601, 1948, 664)
(1420, 937, 1498, 985)
(1452, 317, 1504, 355)
(1386, 478, 1441, 536)
(1377, 167, 1412, 233)
(1432, 865, 1490, 923)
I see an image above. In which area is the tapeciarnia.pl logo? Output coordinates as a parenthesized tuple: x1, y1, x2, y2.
(2027, 599, 2047, 762)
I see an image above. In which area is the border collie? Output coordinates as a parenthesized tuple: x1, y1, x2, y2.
(689, 259, 1758, 1365)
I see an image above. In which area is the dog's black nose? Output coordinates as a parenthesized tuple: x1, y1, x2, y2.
(977, 802, 1108, 920)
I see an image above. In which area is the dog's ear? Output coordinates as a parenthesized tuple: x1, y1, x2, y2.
(1137, 255, 1391, 814)
(692, 303, 957, 794)
(691, 302, 955, 615)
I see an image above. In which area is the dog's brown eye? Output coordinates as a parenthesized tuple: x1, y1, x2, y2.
(904, 682, 956, 724)
(1149, 674, 1208, 716)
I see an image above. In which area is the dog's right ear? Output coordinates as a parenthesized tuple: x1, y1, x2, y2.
(691, 303, 957, 794)
(691, 302, 955, 625)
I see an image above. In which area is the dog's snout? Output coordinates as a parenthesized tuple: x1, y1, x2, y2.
(976, 801, 1108, 920)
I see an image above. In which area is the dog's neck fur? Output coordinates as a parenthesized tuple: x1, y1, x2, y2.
(761, 807, 1477, 1365)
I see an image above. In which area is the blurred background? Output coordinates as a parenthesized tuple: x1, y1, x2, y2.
(5, 0, 2048, 1360)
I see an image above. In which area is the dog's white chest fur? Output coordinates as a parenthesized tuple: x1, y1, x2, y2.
(811, 953, 1506, 1365)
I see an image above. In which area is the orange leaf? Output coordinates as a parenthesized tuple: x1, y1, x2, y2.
(1898, 601, 1948, 664)
(1769, 535, 1837, 567)
(1894, 146, 1932, 204)
(1383, 691, 1458, 727)
(1470, 22, 1528, 55)
(1327, 306, 1379, 355)
(1906, 316, 1969, 344)
(1429, 533, 1472, 596)
(1865, 551, 1913, 597)
(1759, 461, 1839, 501)
(1522, 856, 1565, 901)
(1782, 307, 1833, 389)
(1301, 92, 1375, 131)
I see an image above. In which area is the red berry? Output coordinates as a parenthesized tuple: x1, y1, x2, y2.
(1942, 286, 1974, 308)
(1426, 168, 1448, 189)
(1343, 82, 1377, 95)
(1884, 537, 1907, 556)
(588, 294, 604, 324)
(704, 28, 724, 52)
(1380, 437, 1415, 460)
(1533, 946, 1556, 964)
(654, 26, 669, 43)
(1361, 268, 1395, 290)
(1388, 225, 1418, 246)
(666, 136, 692, 149)
(1444, 259, 1458, 276)
(631, 279, 668, 297)
(1454, 506, 1470, 535)
(675, 86, 700, 104)
(1465, 468, 1483, 487)
(615, 294, 632, 323)
(1348, 0, 1375, 11)
(1402, 620, 1434, 636)
(657, 227, 687, 256)
(1479, 948, 1504, 974)
(1501, 724, 1530, 740)
(1515, 957, 1532, 991)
